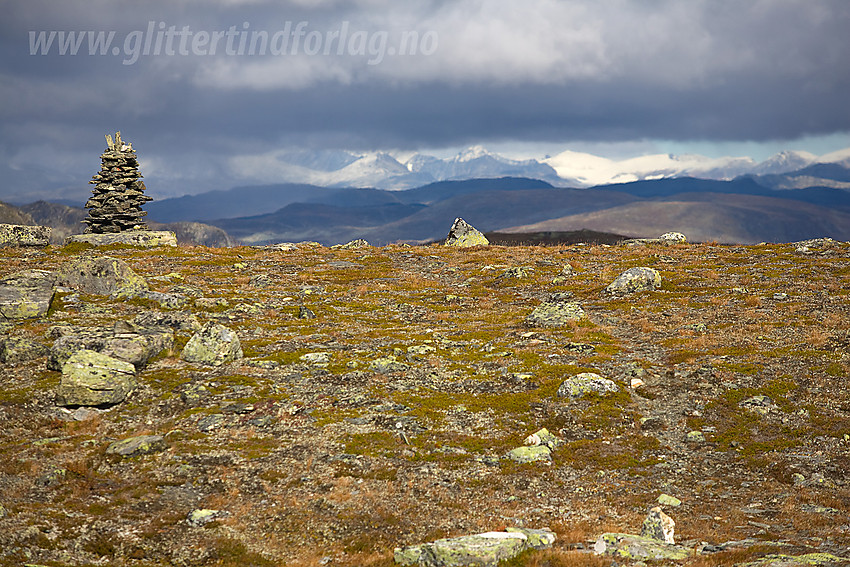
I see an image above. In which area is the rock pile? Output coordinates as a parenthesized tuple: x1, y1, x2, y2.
(83, 132, 152, 234)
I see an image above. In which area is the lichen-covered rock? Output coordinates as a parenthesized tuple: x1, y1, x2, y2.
(0, 269, 56, 320)
(106, 435, 166, 457)
(606, 266, 661, 294)
(593, 533, 689, 561)
(369, 356, 409, 374)
(181, 322, 243, 367)
(332, 238, 370, 249)
(507, 445, 551, 464)
(65, 230, 177, 248)
(641, 506, 675, 544)
(55, 256, 149, 297)
(659, 231, 687, 244)
(525, 301, 585, 327)
(395, 528, 554, 566)
(0, 336, 49, 365)
(48, 323, 173, 371)
(523, 427, 561, 450)
(0, 223, 51, 247)
(557, 373, 619, 399)
(736, 552, 850, 566)
(57, 349, 137, 407)
(444, 218, 489, 247)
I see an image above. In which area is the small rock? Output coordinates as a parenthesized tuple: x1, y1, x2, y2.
(395, 528, 553, 567)
(369, 356, 409, 374)
(557, 373, 619, 399)
(106, 435, 166, 457)
(659, 232, 687, 244)
(523, 428, 561, 450)
(606, 267, 661, 294)
(298, 305, 317, 320)
(685, 430, 706, 444)
(181, 322, 243, 367)
(641, 506, 675, 544)
(187, 508, 225, 527)
(594, 533, 689, 561)
(198, 414, 226, 432)
(444, 218, 489, 247)
(300, 352, 330, 365)
(507, 445, 552, 464)
(332, 238, 370, 249)
(0, 503, 7, 518)
(657, 494, 682, 507)
(525, 301, 585, 327)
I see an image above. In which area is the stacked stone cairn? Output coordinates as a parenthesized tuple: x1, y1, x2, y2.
(83, 132, 152, 233)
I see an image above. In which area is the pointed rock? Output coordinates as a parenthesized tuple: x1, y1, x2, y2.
(444, 218, 489, 247)
(641, 506, 676, 544)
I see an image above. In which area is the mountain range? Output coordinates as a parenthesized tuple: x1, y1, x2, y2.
(229, 145, 850, 191)
(5, 146, 850, 247)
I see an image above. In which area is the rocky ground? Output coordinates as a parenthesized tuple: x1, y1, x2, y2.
(0, 237, 848, 566)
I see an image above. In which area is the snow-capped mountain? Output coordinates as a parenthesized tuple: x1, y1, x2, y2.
(228, 145, 850, 191)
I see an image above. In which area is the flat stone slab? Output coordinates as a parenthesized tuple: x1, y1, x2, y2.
(65, 230, 177, 248)
(594, 533, 690, 561)
(0, 224, 51, 247)
(395, 528, 555, 566)
(106, 434, 166, 457)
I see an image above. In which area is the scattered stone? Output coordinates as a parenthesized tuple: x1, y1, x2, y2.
(740, 395, 775, 415)
(657, 494, 682, 507)
(0, 224, 51, 247)
(369, 356, 409, 374)
(659, 231, 688, 244)
(181, 322, 243, 367)
(565, 342, 594, 353)
(525, 300, 585, 327)
(641, 506, 676, 544)
(594, 533, 689, 561)
(298, 305, 317, 319)
(557, 373, 619, 399)
(140, 291, 189, 309)
(180, 383, 209, 406)
(507, 445, 552, 464)
(55, 256, 149, 298)
(0, 269, 56, 320)
(106, 435, 166, 457)
(606, 267, 661, 294)
(332, 238, 370, 249)
(0, 336, 49, 364)
(249, 274, 273, 287)
(444, 217, 489, 247)
(0, 503, 7, 518)
(83, 131, 153, 233)
(300, 352, 331, 365)
(133, 310, 201, 332)
(685, 430, 706, 444)
(187, 509, 226, 527)
(57, 349, 137, 407)
(198, 414, 226, 432)
(523, 427, 561, 450)
(395, 528, 554, 567)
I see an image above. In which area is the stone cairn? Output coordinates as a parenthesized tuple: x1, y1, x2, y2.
(83, 132, 152, 233)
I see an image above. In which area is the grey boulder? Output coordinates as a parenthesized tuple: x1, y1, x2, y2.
(181, 322, 243, 366)
(0, 269, 56, 320)
(57, 349, 137, 407)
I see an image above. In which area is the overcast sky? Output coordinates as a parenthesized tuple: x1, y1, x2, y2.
(2, 0, 850, 203)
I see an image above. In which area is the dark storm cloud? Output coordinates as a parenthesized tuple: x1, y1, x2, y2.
(1, 0, 848, 201)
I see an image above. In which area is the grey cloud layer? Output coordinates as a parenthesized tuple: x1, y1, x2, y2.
(1, 0, 848, 200)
